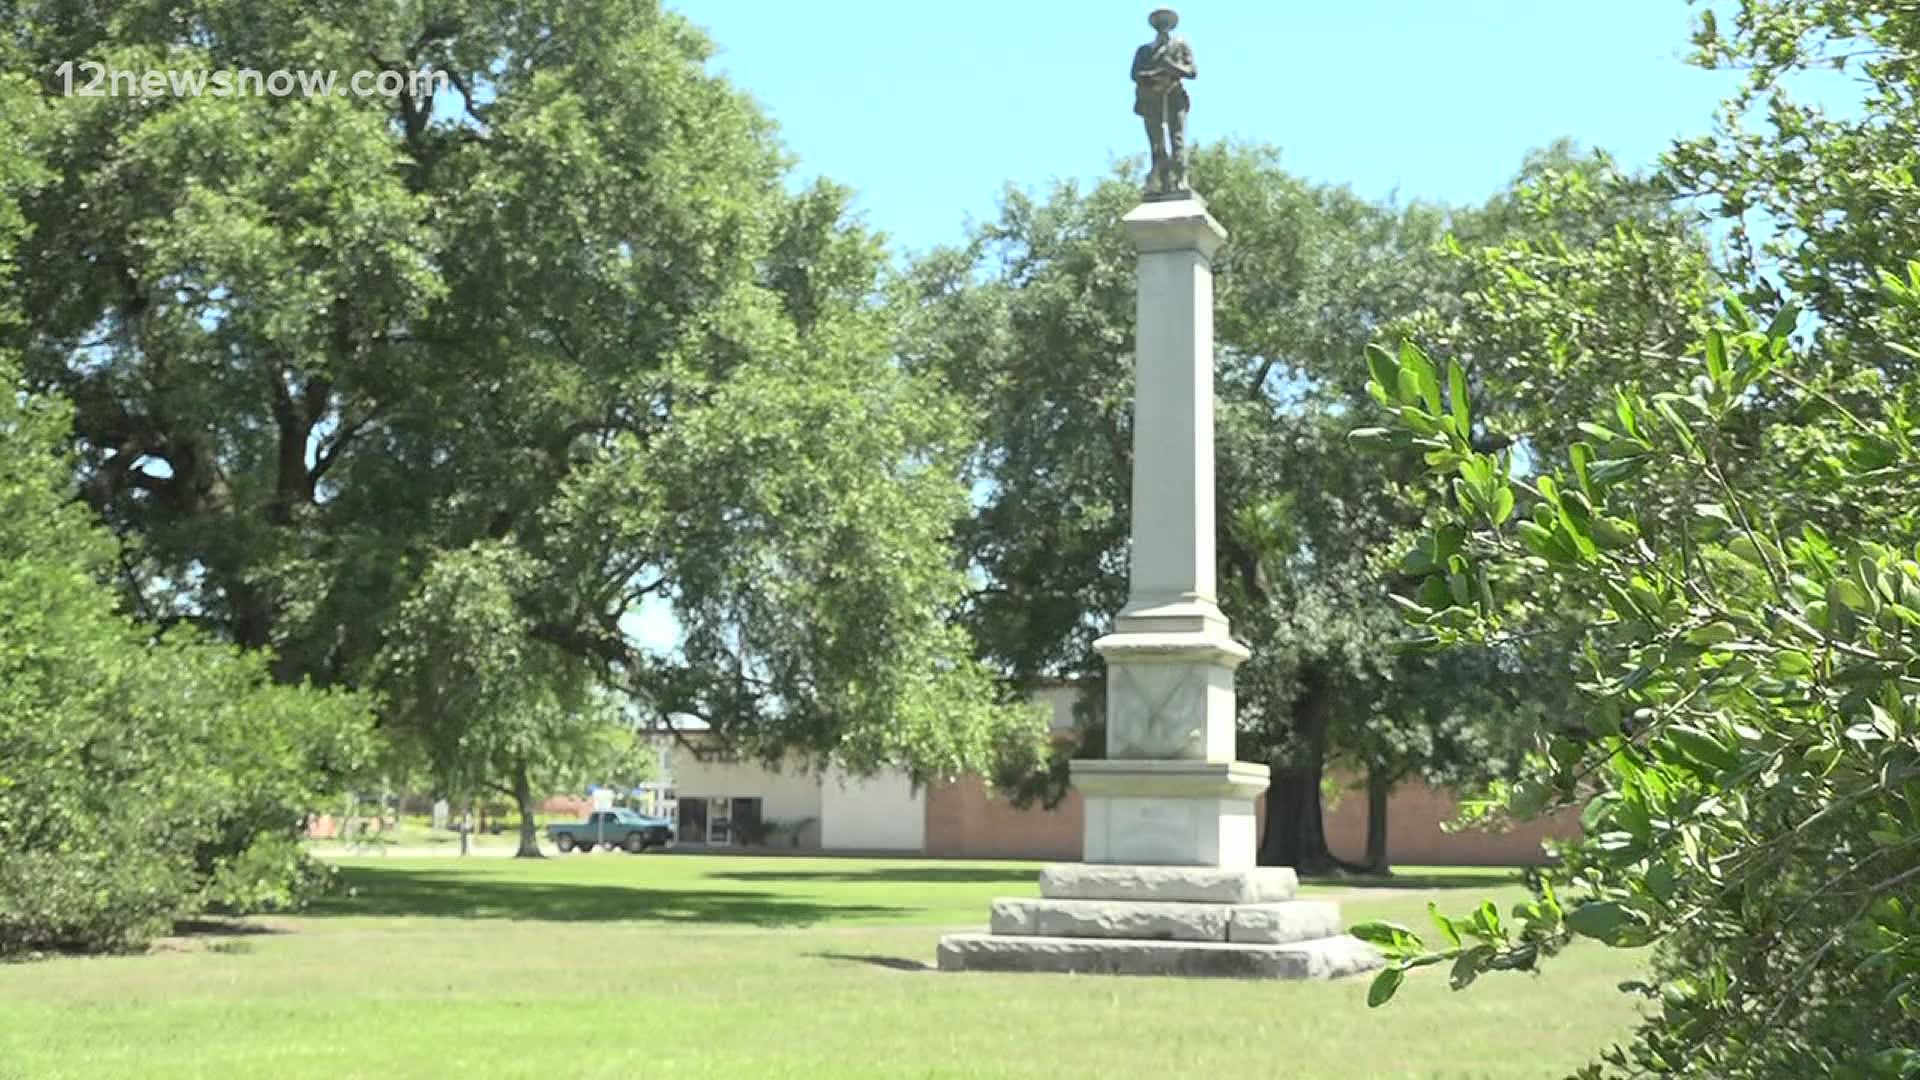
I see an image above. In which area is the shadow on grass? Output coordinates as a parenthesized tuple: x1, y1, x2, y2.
(712, 867, 1036, 886)
(1304, 870, 1526, 891)
(809, 952, 932, 972)
(309, 866, 910, 926)
(170, 918, 287, 937)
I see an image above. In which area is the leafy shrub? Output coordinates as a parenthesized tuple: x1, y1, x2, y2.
(0, 363, 371, 955)
(1352, 316, 1920, 1075)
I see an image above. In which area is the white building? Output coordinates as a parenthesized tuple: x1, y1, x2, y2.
(660, 684, 1080, 853)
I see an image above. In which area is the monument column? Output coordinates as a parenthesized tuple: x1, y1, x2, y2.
(1074, 197, 1268, 870)
(936, 7, 1378, 980)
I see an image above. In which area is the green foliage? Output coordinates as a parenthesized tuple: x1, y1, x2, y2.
(1357, 321, 1920, 1073)
(0, 74, 43, 306)
(2, 1, 1041, 792)
(1393, 147, 1718, 460)
(0, 79, 369, 952)
(0, 357, 372, 953)
(377, 542, 604, 840)
(1676, 0, 1920, 369)
(592, 726, 662, 792)
(1349, 7, 1920, 1073)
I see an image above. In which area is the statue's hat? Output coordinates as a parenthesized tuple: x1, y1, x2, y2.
(1148, 8, 1179, 30)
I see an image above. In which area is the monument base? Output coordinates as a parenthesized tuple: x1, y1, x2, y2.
(1073, 759, 1267, 868)
(936, 864, 1380, 981)
(935, 933, 1379, 980)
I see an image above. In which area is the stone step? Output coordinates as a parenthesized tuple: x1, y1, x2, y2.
(990, 898, 1341, 945)
(1227, 900, 1342, 944)
(1038, 863, 1298, 904)
(936, 932, 1381, 980)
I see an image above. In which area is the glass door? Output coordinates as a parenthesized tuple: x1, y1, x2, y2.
(708, 797, 733, 846)
(679, 797, 708, 844)
(733, 798, 763, 846)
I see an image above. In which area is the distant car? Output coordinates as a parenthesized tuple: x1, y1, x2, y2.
(547, 809, 674, 854)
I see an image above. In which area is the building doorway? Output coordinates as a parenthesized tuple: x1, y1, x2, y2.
(708, 797, 733, 845)
(732, 798, 763, 846)
(674, 796, 766, 846)
(680, 797, 709, 844)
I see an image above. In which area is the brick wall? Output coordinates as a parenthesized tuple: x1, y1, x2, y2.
(1320, 773, 1581, 866)
(923, 774, 1085, 860)
(923, 770, 1578, 866)
(541, 795, 594, 818)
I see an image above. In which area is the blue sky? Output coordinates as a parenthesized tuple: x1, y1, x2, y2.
(674, 0, 1745, 254)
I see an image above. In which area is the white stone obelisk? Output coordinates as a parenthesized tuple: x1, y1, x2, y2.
(936, 193, 1379, 980)
(1071, 197, 1269, 869)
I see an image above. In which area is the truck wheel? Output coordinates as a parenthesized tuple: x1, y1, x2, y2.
(624, 833, 646, 854)
(554, 834, 575, 853)
(577, 843, 594, 853)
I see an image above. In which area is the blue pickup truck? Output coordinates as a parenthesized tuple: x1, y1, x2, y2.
(546, 809, 674, 854)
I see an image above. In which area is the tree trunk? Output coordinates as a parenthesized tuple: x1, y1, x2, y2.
(1364, 764, 1393, 875)
(511, 761, 543, 859)
(459, 805, 471, 857)
(1257, 663, 1341, 873)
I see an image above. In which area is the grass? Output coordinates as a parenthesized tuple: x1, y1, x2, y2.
(0, 855, 1646, 1079)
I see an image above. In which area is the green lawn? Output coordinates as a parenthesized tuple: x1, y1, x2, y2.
(0, 856, 1645, 1079)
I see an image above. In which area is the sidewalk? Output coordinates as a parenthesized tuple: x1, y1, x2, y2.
(309, 843, 520, 859)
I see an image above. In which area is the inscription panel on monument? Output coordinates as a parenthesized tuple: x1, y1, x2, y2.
(1107, 797, 1201, 864)
(1107, 661, 1207, 759)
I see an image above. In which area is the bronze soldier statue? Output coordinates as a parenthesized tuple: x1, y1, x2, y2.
(1131, 8, 1196, 198)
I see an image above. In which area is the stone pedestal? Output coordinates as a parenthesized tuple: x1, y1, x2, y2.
(937, 866, 1380, 979)
(937, 197, 1377, 980)
(1074, 760, 1266, 869)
